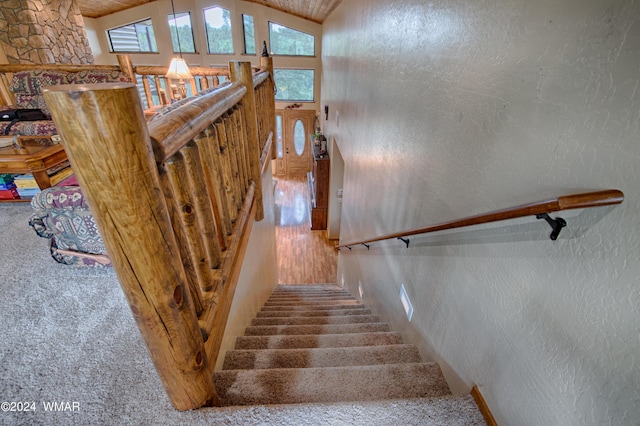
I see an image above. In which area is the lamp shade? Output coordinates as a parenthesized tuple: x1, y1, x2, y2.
(166, 58, 192, 80)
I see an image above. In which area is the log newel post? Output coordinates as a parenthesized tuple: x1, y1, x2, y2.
(116, 54, 135, 82)
(259, 56, 277, 160)
(229, 61, 264, 221)
(42, 83, 218, 410)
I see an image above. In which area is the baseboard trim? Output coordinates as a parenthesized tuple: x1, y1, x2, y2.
(471, 385, 498, 426)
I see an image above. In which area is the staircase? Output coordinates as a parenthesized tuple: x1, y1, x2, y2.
(215, 285, 487, 423)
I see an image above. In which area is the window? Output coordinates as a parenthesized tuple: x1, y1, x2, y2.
(242, 14, 256, 55)
(107, 18, 158, 52)
(204, 6, 233, 54)
(168, 12, 195, 53)
(275, 114, 283, 158)
(274, 69, 314, 101)
(269, 22, 314, 56)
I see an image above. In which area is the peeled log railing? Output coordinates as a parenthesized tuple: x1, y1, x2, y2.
(43, 58, 276, 410)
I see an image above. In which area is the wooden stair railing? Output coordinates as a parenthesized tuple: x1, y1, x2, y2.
(337, 189, 624, 250)
(133, 64, 239, 108)
(42, 57, 276, 411)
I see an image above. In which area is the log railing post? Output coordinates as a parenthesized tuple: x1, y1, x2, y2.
(116, 54, 135, 82)
(229, 61, 264, 221)
(260, 55, 277, 160)
(43, 83, 218, 410)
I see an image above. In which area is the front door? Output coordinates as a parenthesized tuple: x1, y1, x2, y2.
(275, 109, 315, 176)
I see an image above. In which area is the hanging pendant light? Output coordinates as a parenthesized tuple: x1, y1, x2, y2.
(166, 0, 191, 100)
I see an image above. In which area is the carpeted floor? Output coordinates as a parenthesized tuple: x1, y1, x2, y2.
(0, 203, 484, 425)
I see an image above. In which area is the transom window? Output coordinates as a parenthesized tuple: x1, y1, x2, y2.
(168, 12, 196, 53)
(274, 69, 314, 101)
(268, 22, 314, 56)
(204, 6, 233, 54)
(107, 18, 158, 52)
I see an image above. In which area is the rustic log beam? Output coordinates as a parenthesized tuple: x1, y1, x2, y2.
(43, 83, 218, 410)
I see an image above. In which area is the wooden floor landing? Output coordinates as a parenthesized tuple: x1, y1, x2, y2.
(274, 176, 337, 284)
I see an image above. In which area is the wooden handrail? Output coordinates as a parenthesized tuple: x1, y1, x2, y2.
(336, 189, 624, 249)
(148, 83, 247, 163)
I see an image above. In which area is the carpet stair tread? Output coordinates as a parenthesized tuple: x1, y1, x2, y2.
(234, 332, 405, 349)
(251, 314, 380, 326)
(273, 284, 343, 290)
(263, 299, 360, 306)
(261, 303, 366, 311)
(222, 344, 422, 369)
(217, 284, 485, 421)
(214, 362, 451, 406)
(267, 292, 353, 297)
(256, 308, 372, 317)
(244, 322, 391, 336)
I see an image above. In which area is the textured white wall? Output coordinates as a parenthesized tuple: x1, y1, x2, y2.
(322, 1, 640, 425)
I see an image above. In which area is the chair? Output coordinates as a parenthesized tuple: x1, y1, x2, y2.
(28, 176, 110, 267)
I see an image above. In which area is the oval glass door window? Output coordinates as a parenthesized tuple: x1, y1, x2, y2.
(293, 119, 305, 156)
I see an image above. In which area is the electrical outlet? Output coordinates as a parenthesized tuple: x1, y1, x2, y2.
(399, 284, 414, 321)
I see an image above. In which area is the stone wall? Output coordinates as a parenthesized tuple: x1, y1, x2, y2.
(0, 0, 93, 64)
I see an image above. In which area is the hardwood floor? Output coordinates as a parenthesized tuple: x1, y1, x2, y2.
(274, 176, 338, 284)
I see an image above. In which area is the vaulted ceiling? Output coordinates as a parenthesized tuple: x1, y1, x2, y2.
(76, 0, 342, 23)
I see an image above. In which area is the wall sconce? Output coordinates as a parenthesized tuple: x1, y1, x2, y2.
(324, 105, 329, 120)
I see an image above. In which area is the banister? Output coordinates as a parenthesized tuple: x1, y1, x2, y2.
(336, 189, 624, 250)
(41, 58, 277, 410)
(148, 83, 247, 163)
